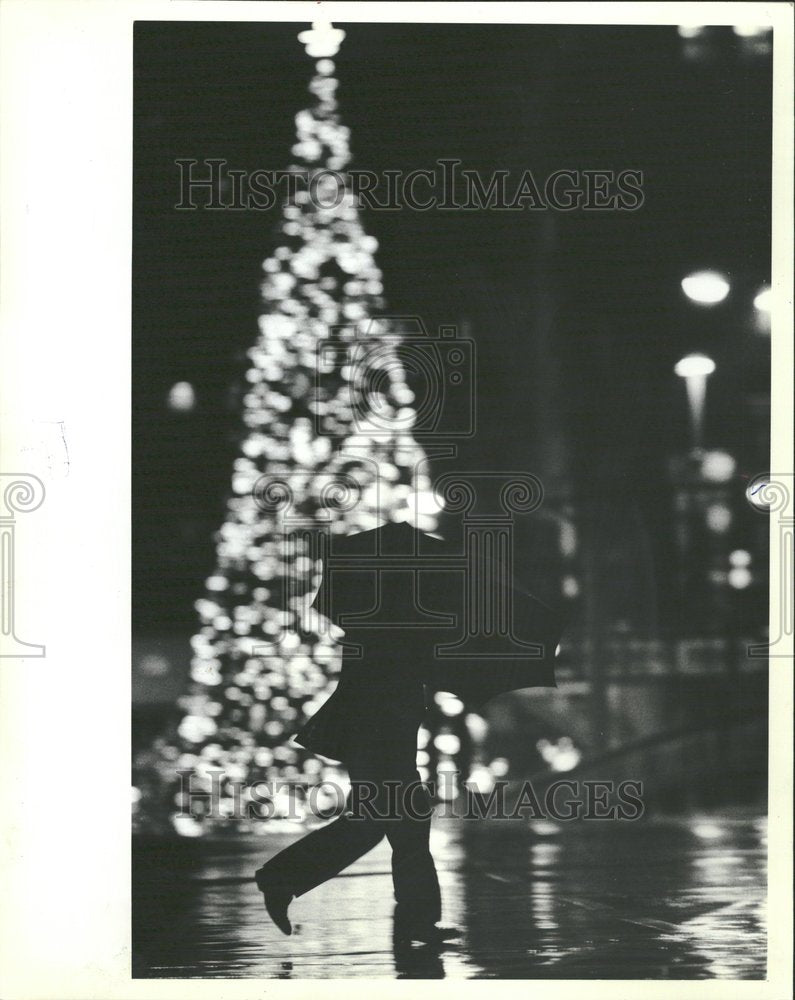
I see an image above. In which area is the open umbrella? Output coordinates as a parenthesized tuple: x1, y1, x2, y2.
(310, 519, 565, 710)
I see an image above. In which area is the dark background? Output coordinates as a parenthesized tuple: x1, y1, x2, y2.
(133, 22, 771, 638)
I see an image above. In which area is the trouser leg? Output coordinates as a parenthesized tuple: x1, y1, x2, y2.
(384, 770, 441, 928)
(258, 721, 440, 922)
(258, 797, 385, 898)
(345, 743, 441, 928)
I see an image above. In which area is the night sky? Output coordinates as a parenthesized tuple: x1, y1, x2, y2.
(134, 21, 771, 635)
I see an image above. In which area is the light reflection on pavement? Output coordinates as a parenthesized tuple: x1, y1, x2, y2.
(133, 812, 766, 979)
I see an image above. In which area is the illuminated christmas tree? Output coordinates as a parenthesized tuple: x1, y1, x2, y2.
(139, 22, 443, 834)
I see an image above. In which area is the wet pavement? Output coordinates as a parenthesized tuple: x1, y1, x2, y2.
(133, 812, 766, 979)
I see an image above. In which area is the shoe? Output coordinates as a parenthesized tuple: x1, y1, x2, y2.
(393, 922, 462, 946)
(254, 867, 294, 936)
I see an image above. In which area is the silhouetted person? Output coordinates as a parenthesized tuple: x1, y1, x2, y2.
(254, 518, 562, 946)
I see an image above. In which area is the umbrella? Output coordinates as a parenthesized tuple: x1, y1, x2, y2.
(311, 519, 565, 710)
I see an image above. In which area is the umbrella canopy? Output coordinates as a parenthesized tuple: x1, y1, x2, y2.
(311, 519, 565, 710)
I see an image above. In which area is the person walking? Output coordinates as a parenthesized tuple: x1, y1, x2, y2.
(254, 517, 563, 946)
(255, 519, 458, 945)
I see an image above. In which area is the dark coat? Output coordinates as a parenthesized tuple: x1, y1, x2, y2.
(291, 520, 563, 762)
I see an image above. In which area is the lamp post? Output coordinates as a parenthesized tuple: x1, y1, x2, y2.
(674, 352, 716, 455)
(669, 353, 738, 644)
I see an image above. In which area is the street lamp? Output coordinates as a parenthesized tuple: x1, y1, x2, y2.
(674, 353, 716, 453)
(753, 286, 771, 312)
(168, 381, 196, 412)
(681, 270, 731, 305)
(297, 20, 346, 58)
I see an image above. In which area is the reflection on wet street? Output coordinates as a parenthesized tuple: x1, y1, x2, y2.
(133, 812, 766, 979)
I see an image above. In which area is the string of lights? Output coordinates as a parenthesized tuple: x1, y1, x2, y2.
(133, 24, 460, 835)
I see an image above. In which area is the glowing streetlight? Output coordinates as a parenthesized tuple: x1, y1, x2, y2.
(168, 381, 196, 411)
(751, 284, 772, 334)
(674, 353, 716, 378)
(728, 567, 752, 589)
(675, 353, 716, 453)
(297, 20, 346, 58)
(681, 270, 731, 305)
(732, 25, 771, 38)
(701, 449, 736, 482)
(753, 285, 771, 312)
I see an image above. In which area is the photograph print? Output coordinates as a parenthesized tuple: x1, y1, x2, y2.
(131, 13, 780, 982)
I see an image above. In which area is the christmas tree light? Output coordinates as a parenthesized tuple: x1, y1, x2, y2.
(135, 24, 443, 835)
